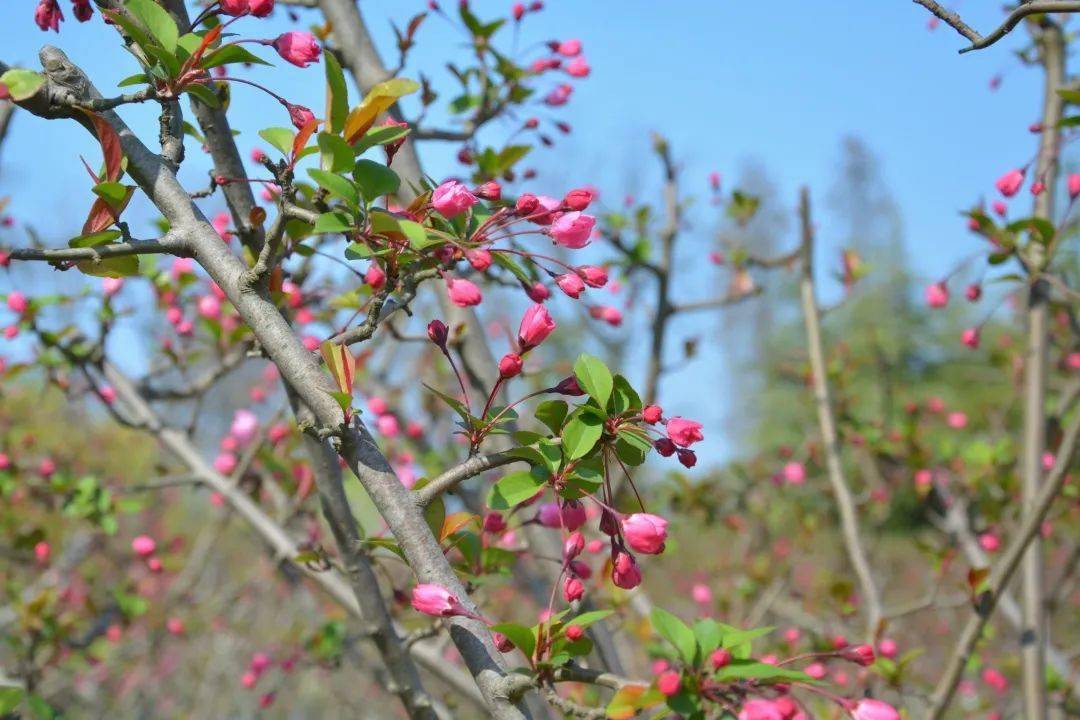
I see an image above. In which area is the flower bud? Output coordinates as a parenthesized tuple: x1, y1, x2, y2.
(427, 320, 449, 348)
(515, 193, 539, 215)
(499, 352, 524, 379)
(642, 405, 663, 424)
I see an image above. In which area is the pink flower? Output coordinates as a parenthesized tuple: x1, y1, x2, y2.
(230, 409, 259, 444)
(272, 32, 322, 68)
(642, 405, 663, 424)
(285, 103, 316, 130)
(249, 0, 274, 17)
(557, 39, 582, 56)
(961, 327, 980, 349)
(411, 583, 473, 618)
(1070, 173, 1080, 200)
(946, 411, 967, 429)
(692, 583, 712, 604)
(877, 638, 897, 658)
(589, 305, 623, 326)
(965, 283, 982, 302)
(34, 541, 50, 564)
(544, 84, 574, 106)
(563, 576, 585, 602)
(525, 282, 551, 303)
(365, 263, 386, 289)
(166, 617, 185, 635)
(622, 513, 668, 555)
(656, 670, 680, 696)
(1042, 451, 1055, 471)
(995, 168, 1025, 197)
(102, 277, 124, 297)
(979, 532, 1000, 552)
(563, 531, 585, 560)
(982, 666, 1008, 693)
(611, 549, 642, 589)
(738, 699, 786, 720)
(709, 171, 722, 192)
(549, 211, 595, 248)
(6, 292, 28, 314)
(220, 0, 249, 15)
(240, 670, 258, 689)
(466, 248, 492, 271)
(34, 0, 63, 32)
(561, 500, 587, 530)
(564, 188, 594, 211)
(518, 303, 556, 349)
(709, 648, 731, 669)
(924, 281, 949, 308)
(432, 180, 478, 218)
(499, 352, 523, 379)
(565, 56, 590, 77)
(446, 277, 482, 307)
(852, 699, 900, 720)
(782, 461, 805, 484)
(556, 273, 585, 298)
(842, 644, 875, 666)
(197, 294, 221, 320)
(579, 265, 608, 288)
(377, 414, 400, 437)
(666, 417, 703, 447)
(214, 452, 238, 475)
(804, 662, 826, 679)
(991, 200, 1007, 217)
(132, 535, 156, 558)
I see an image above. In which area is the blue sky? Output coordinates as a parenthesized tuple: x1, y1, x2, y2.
(0, 1, 1066, 460)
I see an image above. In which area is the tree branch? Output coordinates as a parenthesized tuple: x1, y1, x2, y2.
(8, 235, 189, 264)
(912, 0, 1080, 53)
(414, 452, 523, 508)
(797, 187, 883, 640)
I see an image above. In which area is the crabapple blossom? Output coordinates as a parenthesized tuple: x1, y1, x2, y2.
(666, 417, 704, 447)
(518, 303, 556, 349)
(622, 513, 668, 554)
(272, 32, 322, 67)
(549, 211, 595, 248)
(446, 277, 482, 307)
(432, 180, 478, 218)
(994, 168, 1024, 197)
(851, 699, 900, 720)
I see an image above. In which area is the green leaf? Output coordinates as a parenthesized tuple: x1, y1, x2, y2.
(713, 659, 811, 684)
(0, 688, 24, 714)
(308, 168, 360, 207)
(721, 626, 774, 657)
(312, 211, 354, 235)
(117, 73, 150, 88)
(126, 0, 179, 53)
(561, 413, 602, 461)
(535, 400, 568, 434)
(77, 256, 140, 278)
(184, 83, 220, 108)
(489, 622, 536, 659)
(0, 69, 45, 101)
(399, 219, 435, 249)
(573, 353, 613, 409)
(353, 159, 400, 203)
(200, 44, 272, 70)
(69, 229, 122, 248)
(260, 127, 295, 156)
(324, 51, 349, 135)
(486, 470, 545, 510)
(566, 609, 613, 630)
(651, 607, 697, 665)
(610, 374, 641, 414)
(353, 123, 412, 154)
(693, 618, 723, 655)
(615, 429, 651, 467)
(92, 181, 130, 209)
(318, 132, 354, 173)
